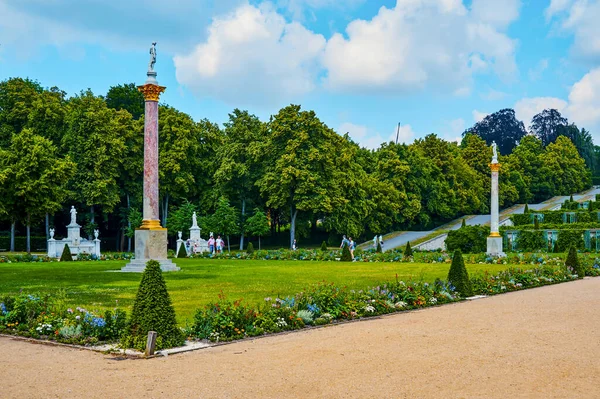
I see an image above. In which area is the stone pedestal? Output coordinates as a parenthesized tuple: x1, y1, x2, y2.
(67, 223, 81, 246)
(190, 226, 201, 241)
(122, 229, 179, 272)
(94, 238, 101, 258)
(47, 239, 56, 258)
(487, 236, 504, 257)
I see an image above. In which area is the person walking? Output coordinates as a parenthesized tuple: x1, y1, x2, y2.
(348, 237, 355, 260)
(216, 235, 224, 253)
(340, 235, 350, 249)
(292, 239, 297, 251)
(208, 235, 215, 254)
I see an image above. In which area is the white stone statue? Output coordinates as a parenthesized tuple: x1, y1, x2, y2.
(70, 206, 77, 225)
(148, 42, 157, 72)
(93, 229, 99, 240)
(192, 212, 198, 228)
(491, 141, 498, 163)
(49, 228, 55, 240)
(178, 231, 182, 239)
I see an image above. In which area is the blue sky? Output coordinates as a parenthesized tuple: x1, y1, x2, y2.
(1, 0, 599, 149)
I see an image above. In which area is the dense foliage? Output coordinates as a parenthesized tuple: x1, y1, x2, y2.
(122, 260, 184, 350)
(445, 225, 489, 253)
(0, 78, 595, 251)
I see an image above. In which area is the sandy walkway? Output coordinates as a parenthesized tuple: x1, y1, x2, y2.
(2, 278, 600, 398)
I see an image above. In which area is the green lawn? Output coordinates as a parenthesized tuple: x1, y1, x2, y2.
(0, 259, 510, 324)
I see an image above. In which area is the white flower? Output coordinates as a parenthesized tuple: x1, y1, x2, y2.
(275, 317, 287, 327)
(429, 297, 438, 304)
(394, 301, 407, 309)
(364, 305, 376, 313)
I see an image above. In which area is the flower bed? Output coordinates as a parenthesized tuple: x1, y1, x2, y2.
(1, 262, 597, 349)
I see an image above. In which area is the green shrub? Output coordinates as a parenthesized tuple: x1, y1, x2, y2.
(404, 241, 413, 257)
(556, 230, 584, 251)
(565, 246, 584, 277)
(461, 218, 466, 228)
(320, 241, 328, 251)
(247, 242, 254, 253)
(60, 245, 73, 262)
(376, 241, 382, 253)
(445, 225, 489, 253)
(447, 250, 472, 297)
(340, 244, 352, 262)
(176, 243, 187, 258)
(515, 230, 545, 251)
(523, 204, 529, 213)
(122, 260, 184, 351)
(534, 217, 540, 230)
(297, 310, 314, 325)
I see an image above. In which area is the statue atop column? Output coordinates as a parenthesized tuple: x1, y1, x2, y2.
(491, 141, 498, 164)
(192, 211, 198, 228)
(148, 42, 157, 73)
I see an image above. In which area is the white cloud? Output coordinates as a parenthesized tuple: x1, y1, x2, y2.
(481, 88, 508, 101)
(514, 97, 568, 128)
(566, 67, 600, 132)
(545, 0, 600, 62)
(470, 0, 521, 28)
(528, 58, 549, 81)
(322, 0, 519, 94)
(339, 121, 415, 149)
(174, 3, 326, 106)
(472, 110, 488, 123)
(278, 0, 366, 20)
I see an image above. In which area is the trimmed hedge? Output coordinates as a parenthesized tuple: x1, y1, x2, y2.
(0, 236, 47, 252)
(511, 210, 600, 226)
(445, 225, 489, 254)
(556, 230, 585, 251)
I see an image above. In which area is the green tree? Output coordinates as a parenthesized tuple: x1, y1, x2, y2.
(543, 136, 591, 195)
(105, 83, 145, 120)
(0, 129, 75, 252)
(447, 250, 473, 297)
(63, 90, 130, 234)
(565, 246, 584, 277)
(464, 108, 526, 155)
(257, 105, 347, 248)
(0, 77, 43, 146)
(244, 208, 270, 250)
(404, 241, 413, 257)
(214, 109, 264, 250)
(166, 200, 197, 238)
(530, 109, 568, 146)
(210, 197, 239, 252)
(124, 260, 184, 350)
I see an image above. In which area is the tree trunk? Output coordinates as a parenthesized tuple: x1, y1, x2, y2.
(239, 198, 246, 250)
(227, 235, 231, 253)
(45, 213, 50, 241)
(89, 205, 95, 239)
(26, 213, 31, 254)
(290, 205, 298, 249)
(127, 194, 131, 252)
(10, 221, 15, 252)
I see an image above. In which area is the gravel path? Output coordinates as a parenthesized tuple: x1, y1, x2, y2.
(2, 278, 600, 398)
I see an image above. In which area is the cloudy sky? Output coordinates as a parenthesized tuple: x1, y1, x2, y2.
(1, 0, 599, 149)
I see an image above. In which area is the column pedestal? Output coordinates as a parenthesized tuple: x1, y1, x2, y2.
(122, 229, 179, 272)
(487, 162, 505, 257)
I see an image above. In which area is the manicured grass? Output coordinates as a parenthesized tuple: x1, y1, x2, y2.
(0, 259, 511, 324)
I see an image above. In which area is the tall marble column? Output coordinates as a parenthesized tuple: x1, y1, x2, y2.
(487, 159, 505, 256)
(122, 53, 179, 272)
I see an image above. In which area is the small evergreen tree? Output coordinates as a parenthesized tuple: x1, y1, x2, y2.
(565, 246, 584, 277)
(570, 194, 574, 202)
(534, 217, 540, 230)
(461, 218, 466, 228)
(340, 244, 352, 261)
(176, 243, 187, 258)
(123, 260, 184, 350)
(376, 240, 382, 253)
(523, 204, 529, 213)
(320, 240, 328, 251)
(60, 244, 73, 262)
(247, 242, 254, 253)
(404, 241, 413, 257)
(447, 250, 473, 297)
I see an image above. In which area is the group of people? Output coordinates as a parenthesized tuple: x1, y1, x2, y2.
(340, 235, 357, 260)
(207, 234, 225, 254)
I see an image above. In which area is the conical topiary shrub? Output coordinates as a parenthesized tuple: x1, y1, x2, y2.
(176, 243, 187, 258)
(321, 241, 328, 251)
(447, 249, 473, 297)
(340, 244, 352, 261)
(404, 241, 413, 258)
(523, 203, 529, 213)
(376, 240, 382, 253)
(247, 242, 254, 253)
(565, 246, 584, 277)
(534, 217, 540, 230)
(60, 244, 73, 262)
(123, 260, 184, 350)
(461, 218, 466, 228)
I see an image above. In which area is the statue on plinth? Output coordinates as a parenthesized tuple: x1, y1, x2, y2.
(93, 229, 99, 240)
(49, 228, 55, 240)
(192, 211, 198, 228)
(70, 206, 77, 225)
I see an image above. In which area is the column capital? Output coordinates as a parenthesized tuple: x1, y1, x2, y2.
(489, 162, 501, 172)
(137, 83, 166, 102)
